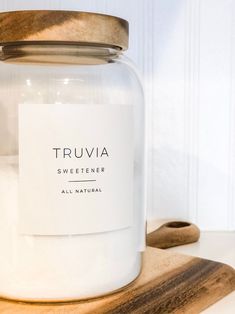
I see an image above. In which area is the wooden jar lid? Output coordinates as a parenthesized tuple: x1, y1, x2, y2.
(0, 10, 129, 50)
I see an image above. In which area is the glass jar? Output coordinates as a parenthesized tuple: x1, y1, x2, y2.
(0, 10, 145, 302)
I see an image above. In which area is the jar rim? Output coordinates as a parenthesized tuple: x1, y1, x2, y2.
(0, 10, 129, 50)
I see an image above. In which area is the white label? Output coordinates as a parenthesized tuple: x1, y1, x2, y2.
(19, 104, 134, 235)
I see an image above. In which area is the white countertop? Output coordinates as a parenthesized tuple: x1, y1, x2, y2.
(147, 221, 235, 313)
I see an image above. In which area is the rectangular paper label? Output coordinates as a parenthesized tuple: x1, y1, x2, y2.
(19, 103, 134, 235)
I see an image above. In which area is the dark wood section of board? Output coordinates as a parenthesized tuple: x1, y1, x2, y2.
(0, 247, 234, 313)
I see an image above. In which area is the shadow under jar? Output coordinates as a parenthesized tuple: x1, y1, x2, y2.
(0, 10, 146, 302)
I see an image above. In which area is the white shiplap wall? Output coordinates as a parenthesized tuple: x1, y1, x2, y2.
(1, 0, 235, 230)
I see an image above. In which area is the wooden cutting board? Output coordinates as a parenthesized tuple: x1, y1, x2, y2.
(0, 247, 234, 314)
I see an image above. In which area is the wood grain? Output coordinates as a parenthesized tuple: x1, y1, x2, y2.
(0, 247, 234, 313)
(0, 10, 128, 49)
(147, 221, 200, 249)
